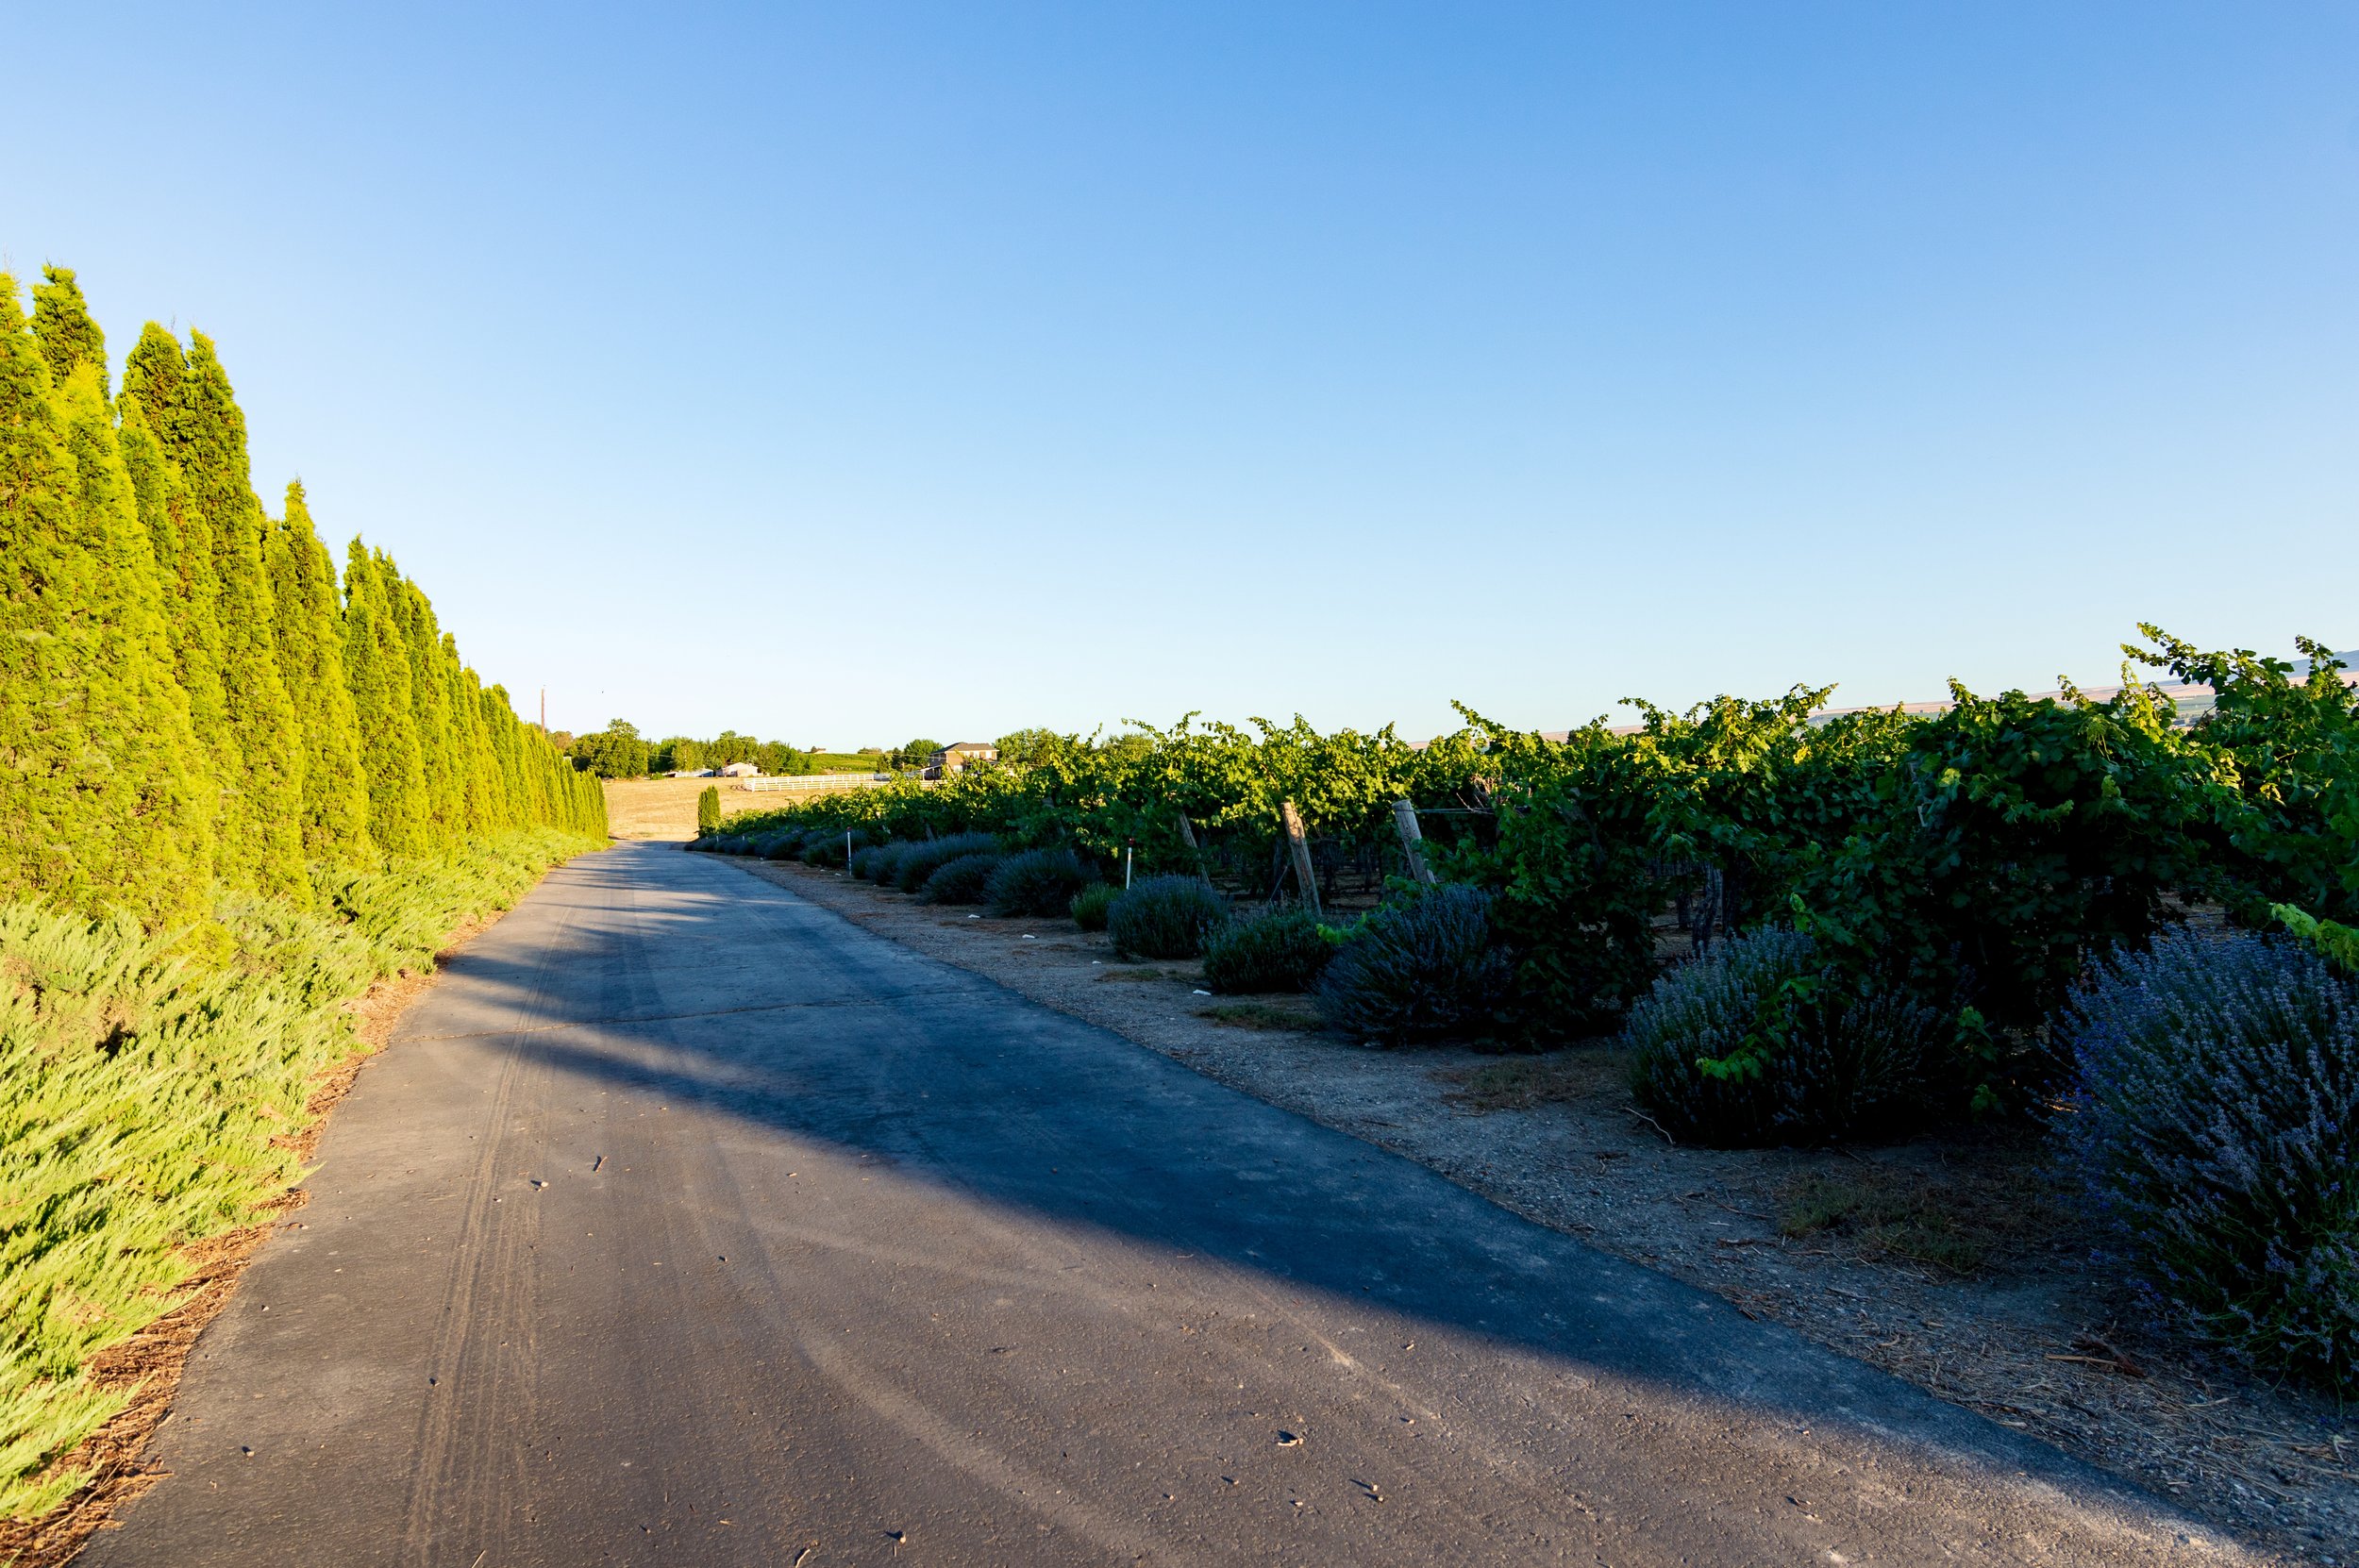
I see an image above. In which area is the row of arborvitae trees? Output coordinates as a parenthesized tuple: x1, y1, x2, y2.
(0, 266, 603, 927)
(0, 268, 606, 1537)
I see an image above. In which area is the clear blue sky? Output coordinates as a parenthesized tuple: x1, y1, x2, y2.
(7, 3, 2354, 746)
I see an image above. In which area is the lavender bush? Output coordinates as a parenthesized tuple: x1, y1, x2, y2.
(2061, 929, 2359, 1390)
(798, 827, 868, 868)
(919, 851, 1002, 905)
(1626, 928, 1945, 1146)
(1203, 908, 1335, 993)
(890, 833, 1000, 892)
(1069, 882, 1118, 931)
(986, 846, 1095, 918)
(1107, 876, 1230, 959)
(1313, 885, 1514, 1044)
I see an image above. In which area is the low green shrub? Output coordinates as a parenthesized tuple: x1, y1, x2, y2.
(1109, 876, 1230, 959)
(921, 851, 1003, 905)
(894, 834, 1000, 893)
(799, 827, 870, 869)
(850, 844, 892, 881)
(1203, 908, 1334, 993)
(1313, 885, 1513, 1044)
(0, 827, 592, 1522)
(1069, 882, 1118, 931)
(1625, 928, 1946, 1147)
(2061, 928, 2359, 1391)
(987, 846, 1094, 918)
(758, 833, 799, 860)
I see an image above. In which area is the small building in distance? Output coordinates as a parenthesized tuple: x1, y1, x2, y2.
(718, 761, 761, 777)
(924, 742, 998, 779)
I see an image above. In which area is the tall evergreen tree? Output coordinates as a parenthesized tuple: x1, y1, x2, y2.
(51, 361, 214, 919)
(343, 541, 430, 854)
(268, 481, 371, 861)
(0, 278, 209, 923)
(120, 328, 245, 886)
(7, 267, 602, 927)
(390, 574, 460, 841)
(114, 394, 180, 605)
(0, 276, 101, 911)
(30, 266, 108, 403)
(171, 331, 307, 899)
(481, 684, 527, 827)
(446, 653, 497, 832)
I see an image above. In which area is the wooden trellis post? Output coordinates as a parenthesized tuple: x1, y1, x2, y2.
(1175, 809, 1209, 880)
(1392, 799, 1435, 886)
(1279, 800, 1322, 919)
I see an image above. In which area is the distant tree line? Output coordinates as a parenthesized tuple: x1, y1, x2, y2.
(564, 720, 824, 779)
(0, 267, 606, 927)
(566, 726, 996, 779)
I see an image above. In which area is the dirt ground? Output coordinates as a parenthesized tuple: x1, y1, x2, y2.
(600, 775, 874, 841)
(734, 853, 2356, 1566)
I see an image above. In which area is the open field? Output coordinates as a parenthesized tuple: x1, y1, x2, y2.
(600, 775, 879, 841)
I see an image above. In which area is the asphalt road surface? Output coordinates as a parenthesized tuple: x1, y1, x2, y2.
(88, 843, 2240, 1567)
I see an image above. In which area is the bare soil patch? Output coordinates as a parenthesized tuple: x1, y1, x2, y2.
(1, 910, 512, 1568)
(736, 855, 2355, 1566)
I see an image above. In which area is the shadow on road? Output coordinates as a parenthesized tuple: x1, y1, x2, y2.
(378, 844, 2200, 1555)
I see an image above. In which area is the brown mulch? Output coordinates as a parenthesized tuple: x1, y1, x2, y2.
(0, 911, 505, 1568)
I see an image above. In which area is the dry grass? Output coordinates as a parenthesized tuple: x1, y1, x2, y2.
(600, 776, 877, 842)
(1775, 1160, 2063, 1277)
(1096, 965, 1187, 984)
(1201, 1000, 1320, 1031)
(1444, 1049, 1627, 1113)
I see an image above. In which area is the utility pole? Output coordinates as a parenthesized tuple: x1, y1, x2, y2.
(540, 687, 546, 731)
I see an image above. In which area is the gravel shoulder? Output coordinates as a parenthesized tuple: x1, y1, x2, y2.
(737, 855, 2356, 1565)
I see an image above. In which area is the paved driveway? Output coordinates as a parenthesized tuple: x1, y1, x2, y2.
(88, 843, 2234, 1566)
